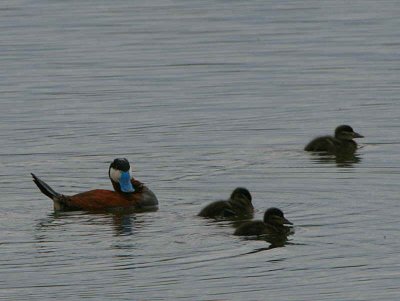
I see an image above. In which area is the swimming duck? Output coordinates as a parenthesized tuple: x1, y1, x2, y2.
(32, 158, 158, 212)
(234, 207, 293, 236)
(198, 187, 254, 219)
(304, 125, 363, 154)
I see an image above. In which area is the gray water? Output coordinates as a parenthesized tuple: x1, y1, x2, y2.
(1, 0, 400, 300)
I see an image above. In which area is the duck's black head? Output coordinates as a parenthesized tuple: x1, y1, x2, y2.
(109, 158, 135, 193)
(334, 125, 364, 140)
(263, 207, 293, 226)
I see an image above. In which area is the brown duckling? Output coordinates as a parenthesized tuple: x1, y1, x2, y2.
(304, 125, 363, 154)
(198, 187, 254, 219)
(234, 207, 293, 236)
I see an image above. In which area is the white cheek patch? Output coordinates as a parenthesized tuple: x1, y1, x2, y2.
(109, 167, 122, 183)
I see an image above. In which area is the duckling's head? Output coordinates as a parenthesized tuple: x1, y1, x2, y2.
(109, 158, 135, 193)
(231, 187, 252, 202)
(263, 207, 292, 226)
(334, 125, 364, 140)
(230, 187, 253, 209)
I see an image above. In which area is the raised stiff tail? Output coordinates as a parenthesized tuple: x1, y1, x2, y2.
(31, 173, 61, 200)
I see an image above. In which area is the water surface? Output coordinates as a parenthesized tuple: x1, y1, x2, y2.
(1, 0, 400, 300)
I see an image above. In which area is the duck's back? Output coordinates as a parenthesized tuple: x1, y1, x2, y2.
(305, 136, 358, 154)
(198, 200, 234, 218)
(67, 190, 128, 211)
(64, 187, 158, 212)
(304, 135, 338, 152)
(234, 220, 267, 236)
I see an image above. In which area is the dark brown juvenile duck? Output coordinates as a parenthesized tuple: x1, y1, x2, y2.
(32, 158, 158, 212)
(234, 207, 293, 236)
(304, 125, 363, 154)
(198, 187, 254, 219)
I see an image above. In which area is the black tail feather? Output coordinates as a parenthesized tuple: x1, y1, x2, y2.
(31, 173, 61, 200)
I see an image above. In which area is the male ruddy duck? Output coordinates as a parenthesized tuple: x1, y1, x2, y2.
(304, 125, 363, 154)
(32, 158, 158, 212)
(234, 207, 293, 236)
(198, 187, 254, 219)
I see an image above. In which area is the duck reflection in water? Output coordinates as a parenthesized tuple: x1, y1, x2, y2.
(111, 213, 152, 237)
(35, 211, 145, 237)
(246, 235, 292, 252)
(234, 208, 294, 249)
(310, 152, 362, 167)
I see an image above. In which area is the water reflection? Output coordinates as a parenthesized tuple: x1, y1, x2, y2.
(35, 211, 144, 237)
(111, 213, 136, 236)
(308, 152, 362, 167)
(240, 233, 293, 254)
(35, 211, 81, 229)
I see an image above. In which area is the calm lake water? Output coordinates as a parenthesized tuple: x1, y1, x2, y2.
(1, 0, 400, 300)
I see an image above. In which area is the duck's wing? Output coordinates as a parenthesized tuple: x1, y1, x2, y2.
(304, 136, 337, 152)
(234, 221, 266, 236)
(198, 200, 232, 218)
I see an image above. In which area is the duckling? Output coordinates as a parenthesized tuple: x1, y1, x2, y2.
(304, 125, 363, 154)
(198, 187, 254, 219)
(234, 207, 293, 236)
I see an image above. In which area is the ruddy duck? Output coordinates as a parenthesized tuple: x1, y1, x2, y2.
(304, 125, 363, 154)
(32, 158, 158, 212)
(234, 207, 293, 236)
(198, 187, 254, 219)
